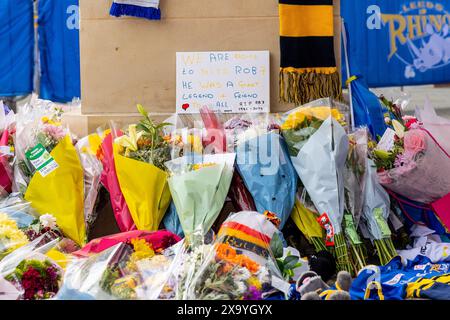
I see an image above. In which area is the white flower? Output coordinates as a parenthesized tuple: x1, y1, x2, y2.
(236, 281, 247, 294)
(39, 214, 57, 229)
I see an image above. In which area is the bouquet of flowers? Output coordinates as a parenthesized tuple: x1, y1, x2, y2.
(0, 102, 15, 197)
(0, 234, 62, 300)
(290, 188, 326, 252)
(372, 98, 450, 204)
(280, 98, 352, 272)
(343, 128, 369, 272)
(361, 159, 397, 265)
(57, 231, 179, 300)
(97, 128, 136, 232)
(227, 115, 298, 229)
(162, 127, 205, 238)
(14, 100, 86, 246)
(112, 105, 172, 231)
(165, 152, 235, 238)
(75, 133, 103, 234)
(185, 212, 285, 300)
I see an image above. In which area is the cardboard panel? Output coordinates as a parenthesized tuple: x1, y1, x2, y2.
(80, 0, 341, 115)
(80, 17, 288, 113)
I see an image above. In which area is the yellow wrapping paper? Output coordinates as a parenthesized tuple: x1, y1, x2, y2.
(25, 135, 86, 246)
(46, 248, 69, 270)
(291, 200, 323, 239)
(113, 144, 171, 231)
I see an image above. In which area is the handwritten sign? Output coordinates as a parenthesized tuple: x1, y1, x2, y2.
(176, 51, 270, 114)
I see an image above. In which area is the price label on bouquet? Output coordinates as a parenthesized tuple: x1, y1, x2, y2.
(176, 51, 270, 114)
(25, 144, 59, 177)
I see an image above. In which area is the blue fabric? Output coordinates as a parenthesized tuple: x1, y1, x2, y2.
(38, 0, 80, 103)
(341, 0, 450, 88)
(393, 194, 450, 237)
(350, 256, 450, 300)
(236, 132, 298, 229)
(0, 0, 34, 96)
(342, 21, 387, 139)
(163, 201, 184, 238)
(110, 2, 161, 20)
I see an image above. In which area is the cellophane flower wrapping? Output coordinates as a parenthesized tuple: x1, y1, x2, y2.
(0, 233, 63, 300)
(0, 194, 36, 229)
(377, 128, 450, 204)
(165, 153, 236, 237)
(280, 99, 349, 239)
(227, 114, 298, 229)
(57, 232, 180, 300)
(14, 99, 86, 247)
(184, 212, 285, 300)
(416, 99, 450, 155)
(0, 101, 15, 197)
(163, 125, 205, 238)
(97, 129, 136, 232)
(111, 107, 172, 231)
(75, 134, 103, 234)
(363, 160, 393, 241)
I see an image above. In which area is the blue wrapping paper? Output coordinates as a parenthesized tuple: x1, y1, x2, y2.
(236, 132, 298, 229)
(163, 201, 184, 238)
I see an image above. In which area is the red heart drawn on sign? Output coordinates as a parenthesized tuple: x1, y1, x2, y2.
(182, 103, 190, 111)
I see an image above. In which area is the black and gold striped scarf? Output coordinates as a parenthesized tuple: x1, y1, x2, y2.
(279, 0, 342, 105)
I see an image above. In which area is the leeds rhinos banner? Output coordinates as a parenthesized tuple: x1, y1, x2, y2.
(341, 0, 450, 87)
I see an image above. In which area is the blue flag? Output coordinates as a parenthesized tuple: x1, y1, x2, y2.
(0, 0, 34, 96)
(38, 0, 80, 103)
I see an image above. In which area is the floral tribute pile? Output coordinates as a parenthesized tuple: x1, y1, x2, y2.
(0, 94, 450, 301)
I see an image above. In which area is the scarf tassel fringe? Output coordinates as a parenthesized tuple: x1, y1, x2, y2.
(279, 70, 343, 105)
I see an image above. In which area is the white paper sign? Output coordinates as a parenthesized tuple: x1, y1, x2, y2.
(176, 51, 270, 114)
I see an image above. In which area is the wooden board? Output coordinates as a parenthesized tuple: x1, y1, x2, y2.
(79, 0, 341, 115)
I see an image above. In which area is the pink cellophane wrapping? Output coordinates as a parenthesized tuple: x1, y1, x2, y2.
(0, 129, 12, 194)
(72, 230, 181, 258)
(379, 128, 450, 204)
(100, 132, 136, 232)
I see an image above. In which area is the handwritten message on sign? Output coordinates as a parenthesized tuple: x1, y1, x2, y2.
(176, 51, 270, 114)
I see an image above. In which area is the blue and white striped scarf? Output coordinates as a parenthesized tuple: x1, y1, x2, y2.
(110, 0, 161, 20)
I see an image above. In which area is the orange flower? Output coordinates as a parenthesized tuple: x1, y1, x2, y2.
(215, 243, 260, 273)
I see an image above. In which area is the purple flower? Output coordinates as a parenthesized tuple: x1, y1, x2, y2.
(394, 153, 417, 175)
(243, 285, 262, 300)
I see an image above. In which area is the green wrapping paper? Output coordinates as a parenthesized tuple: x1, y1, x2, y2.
(166, 153, 236, 237)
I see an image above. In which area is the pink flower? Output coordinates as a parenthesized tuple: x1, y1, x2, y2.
(404, 130, 426, 155)
(378, 170, 393, 185)
(42, 124, 66, 141)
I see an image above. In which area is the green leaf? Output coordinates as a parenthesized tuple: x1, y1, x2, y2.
(270, 232, 283, 258)
(137, 104, 147, 117)
(283, 255, 300, 270)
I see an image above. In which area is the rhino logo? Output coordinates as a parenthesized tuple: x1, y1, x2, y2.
(407, 24, 450, 73)
(378, 1, 450, 79)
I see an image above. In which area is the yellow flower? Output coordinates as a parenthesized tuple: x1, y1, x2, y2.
(247, 277, 262, 290)
(0, 214, 29, 258)
(281, 112, 306, 130)
(392, 120, 405, 139)
(114, 124, 143, 153)
(127, 238, 155, 271)
(41, 116, 62, 126)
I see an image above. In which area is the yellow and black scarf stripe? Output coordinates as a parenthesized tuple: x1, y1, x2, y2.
(279, 0, 342, 105)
